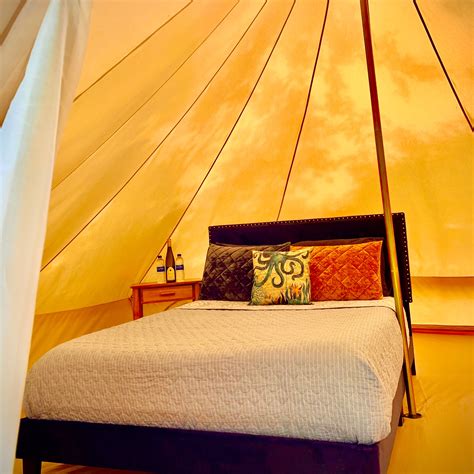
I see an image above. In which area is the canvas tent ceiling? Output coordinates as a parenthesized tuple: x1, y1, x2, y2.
(1, 0, 472, 317)
(28, 0, 472, 316)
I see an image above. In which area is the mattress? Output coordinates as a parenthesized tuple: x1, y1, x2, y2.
(24, 298, 403, 444)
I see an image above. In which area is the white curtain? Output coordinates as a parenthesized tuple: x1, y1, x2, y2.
(0, 1, 90, 471)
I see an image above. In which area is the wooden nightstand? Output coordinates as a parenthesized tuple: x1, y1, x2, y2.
(130, 279, 201, 320)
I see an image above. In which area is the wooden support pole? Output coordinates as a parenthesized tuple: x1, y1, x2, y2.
(359, 0, 421, 418)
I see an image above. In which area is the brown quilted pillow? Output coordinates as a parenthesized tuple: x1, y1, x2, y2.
(292, 241, 384, 301)
(293, 238, 392, 296)
(200, 242, 290, 301)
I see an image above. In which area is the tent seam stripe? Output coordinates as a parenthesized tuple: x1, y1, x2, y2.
(41, 0, 264, 273)
(413, 0, 473, 131)
(73, 0, 193, 102)
(139, 0, 297, 283)
(53, 0, 240, 189)
(276, 0, 330, 221)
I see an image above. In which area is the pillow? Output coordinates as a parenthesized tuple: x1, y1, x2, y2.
(200, 242, 290, 301)
(293, 237, 391, 296)
(291, 241, 383, 301)
(250, 249, 312, 305)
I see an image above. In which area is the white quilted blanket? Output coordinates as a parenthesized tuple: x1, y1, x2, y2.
(24, 298, 403, 444)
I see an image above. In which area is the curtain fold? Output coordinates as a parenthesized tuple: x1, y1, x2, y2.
(0, 1, 90, 471)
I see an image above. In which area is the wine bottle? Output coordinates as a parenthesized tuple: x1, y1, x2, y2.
(165, 239, 176, 282)
(176, 253, 185, 282)
(156, 255, 166, 284)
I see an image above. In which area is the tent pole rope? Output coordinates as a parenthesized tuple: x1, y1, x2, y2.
(359, 0, 421, 419)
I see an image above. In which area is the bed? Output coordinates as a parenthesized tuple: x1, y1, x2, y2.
(17, 213, 416, 474)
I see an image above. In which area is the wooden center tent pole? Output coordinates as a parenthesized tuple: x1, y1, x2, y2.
(359, 0, 421, 418)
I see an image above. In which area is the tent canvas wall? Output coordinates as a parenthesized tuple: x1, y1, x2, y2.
(39, 0, 473, 320)
(29, 0, 473, 370)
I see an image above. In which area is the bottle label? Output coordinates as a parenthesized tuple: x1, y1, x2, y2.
(176, 265, 184, 270)
(157, 266, 166, 283)
(167, 267, 175, 280)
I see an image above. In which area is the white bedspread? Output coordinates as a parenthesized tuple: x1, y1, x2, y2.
(24, 298, 403, 444)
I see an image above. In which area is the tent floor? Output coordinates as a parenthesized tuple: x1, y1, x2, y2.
(14, 333, 473, 474)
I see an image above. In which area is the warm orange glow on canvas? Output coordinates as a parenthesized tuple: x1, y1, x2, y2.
(33, 0, 472, 320)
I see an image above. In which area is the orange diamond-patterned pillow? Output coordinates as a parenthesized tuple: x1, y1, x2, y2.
(291, 241, 383, 301)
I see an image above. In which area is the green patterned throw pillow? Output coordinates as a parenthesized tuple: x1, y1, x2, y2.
(250, 249, 312, 305)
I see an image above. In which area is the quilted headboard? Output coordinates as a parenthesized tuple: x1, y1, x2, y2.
(208, 213, 413, 310)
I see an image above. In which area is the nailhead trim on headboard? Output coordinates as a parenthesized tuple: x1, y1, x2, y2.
(401, 215, 413, 302)
(209, 213, 412, 304)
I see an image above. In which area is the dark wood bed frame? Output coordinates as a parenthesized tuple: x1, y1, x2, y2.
(17, 213, 416, 474)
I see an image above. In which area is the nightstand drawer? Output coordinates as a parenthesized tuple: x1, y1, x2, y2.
(142, 285, 194, 303)
(131, 279, 201, 319)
